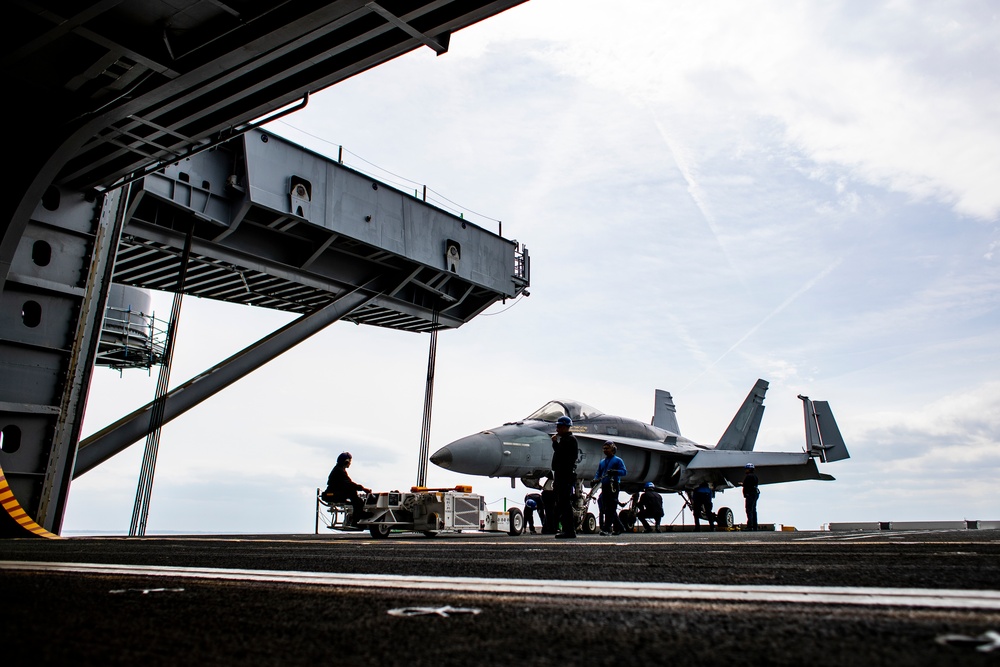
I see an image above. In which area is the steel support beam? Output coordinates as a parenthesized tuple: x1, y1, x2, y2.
(39, 188, 128, 527)
(74, 286, 376, 477)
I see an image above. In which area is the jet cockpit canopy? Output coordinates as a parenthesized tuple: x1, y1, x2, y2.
(525, 400, 604, 423)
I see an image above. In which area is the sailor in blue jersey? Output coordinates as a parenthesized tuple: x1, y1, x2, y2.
(593, 441, 627, 535)
(523, 493, 544, 534)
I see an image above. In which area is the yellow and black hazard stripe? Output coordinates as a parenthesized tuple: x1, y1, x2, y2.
(0, 462, 60, 539)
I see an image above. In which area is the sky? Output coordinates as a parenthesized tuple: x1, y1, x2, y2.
(64, 0, 1000, 534)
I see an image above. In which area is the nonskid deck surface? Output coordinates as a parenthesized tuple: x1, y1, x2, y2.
(2, 529, 999, 666)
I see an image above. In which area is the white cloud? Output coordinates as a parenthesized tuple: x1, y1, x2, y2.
(477, 1, 1000, 221)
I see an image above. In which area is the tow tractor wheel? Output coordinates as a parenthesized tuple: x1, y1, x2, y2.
(508, 507, 524, 536)
(716, 507, 734, 530)
(369, 523, 392, 539)
(582, 512, 598, 534)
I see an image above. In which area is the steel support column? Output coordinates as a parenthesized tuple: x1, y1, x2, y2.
(1, 188, 126, 536)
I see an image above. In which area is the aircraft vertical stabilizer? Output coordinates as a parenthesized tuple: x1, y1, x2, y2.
(715, 379, 768, 451)
(800, 395, 850, 462)
(652, 389, 680, 434)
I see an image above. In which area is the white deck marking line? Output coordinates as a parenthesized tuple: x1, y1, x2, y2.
(3, 560, 999, 611)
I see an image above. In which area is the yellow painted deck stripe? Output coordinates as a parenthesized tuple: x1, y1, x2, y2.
(0, 463, 60, 539)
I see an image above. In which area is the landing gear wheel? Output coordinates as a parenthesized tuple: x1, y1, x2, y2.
(508, 507, 524, 536)
(582, 512, 598, 534)
(422, 531, 439, 538)
(369, 523, 392, 539)
(716, 507, 734, 530)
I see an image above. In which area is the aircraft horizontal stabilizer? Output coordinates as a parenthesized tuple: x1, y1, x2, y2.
(800, 395, 850, 462)
(687, 450, 809, 470)
(688, 451, 832, 486)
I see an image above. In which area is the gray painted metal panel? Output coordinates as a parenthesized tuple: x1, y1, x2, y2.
(0, 290, 76, 350)
(242, 131, 518, 296)
(9, 230, 91, 289)
(0, 347, 64, 405)
(120, 130, 528, 331)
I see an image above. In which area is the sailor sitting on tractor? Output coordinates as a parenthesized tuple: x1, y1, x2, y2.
(322, 452, 371, 526)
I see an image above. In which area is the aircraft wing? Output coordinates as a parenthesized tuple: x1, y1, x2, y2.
(575, 432, 698, 456)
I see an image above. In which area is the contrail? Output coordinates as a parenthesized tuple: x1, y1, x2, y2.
(686, 257, 844, 389)
(650, 114, 749, 294)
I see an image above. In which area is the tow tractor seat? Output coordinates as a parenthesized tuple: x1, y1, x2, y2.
(319, 493, 355, 528)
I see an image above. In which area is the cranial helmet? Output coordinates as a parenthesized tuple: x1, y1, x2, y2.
(745, 462, 755, 470)
(603, 440, 617, 453)
(645, 482, 655, 489)
(525, 498, 536, 508)
(556, 416, 573, 427)
(337, 451, 353, 464)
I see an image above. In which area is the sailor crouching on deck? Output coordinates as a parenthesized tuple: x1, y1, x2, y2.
(637, 482, 664, 533)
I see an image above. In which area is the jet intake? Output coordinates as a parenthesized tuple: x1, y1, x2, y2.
(660, 462, 683, 488)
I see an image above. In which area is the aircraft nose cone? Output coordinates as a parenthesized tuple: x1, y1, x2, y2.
(430, 432, 503, 476)
(429, 447, 452, 467)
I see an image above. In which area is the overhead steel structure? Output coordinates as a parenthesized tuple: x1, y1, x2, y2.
(0, 0, 530, 537)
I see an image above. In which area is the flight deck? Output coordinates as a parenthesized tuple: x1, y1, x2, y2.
(1, 528, 998, 665)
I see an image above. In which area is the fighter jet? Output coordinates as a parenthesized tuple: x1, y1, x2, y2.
(430, 378, 848, 500)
